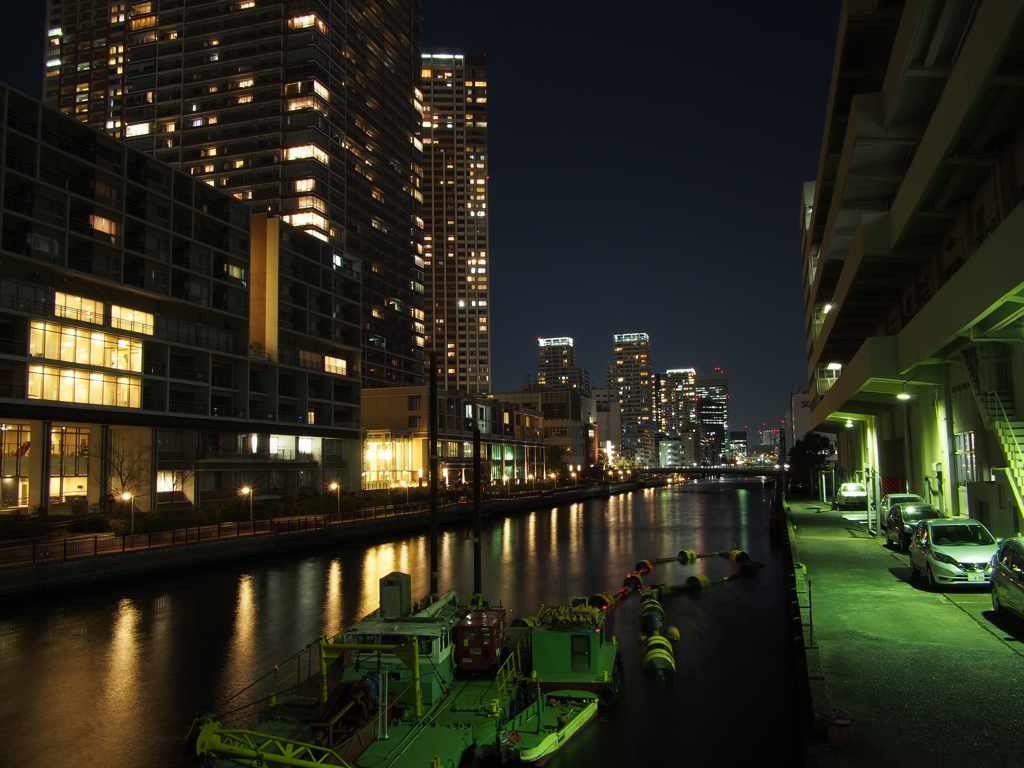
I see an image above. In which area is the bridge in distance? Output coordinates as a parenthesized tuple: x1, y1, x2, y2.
(646, 465, 781, 477)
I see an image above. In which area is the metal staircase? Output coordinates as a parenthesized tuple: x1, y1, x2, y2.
(961, 345, 1024, 516)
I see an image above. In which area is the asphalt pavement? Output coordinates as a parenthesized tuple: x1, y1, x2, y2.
(786, 497, 1024, 767)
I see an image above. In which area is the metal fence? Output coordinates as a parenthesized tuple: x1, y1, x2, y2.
(0, 497, 465, 567)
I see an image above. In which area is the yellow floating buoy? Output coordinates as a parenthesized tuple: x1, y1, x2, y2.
(643, 634, 675, 673)
(686, 574, 712, 589)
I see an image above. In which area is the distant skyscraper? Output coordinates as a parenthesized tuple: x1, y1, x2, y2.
(42, 0, 426, 389)
(420, 54, 490, 393)
(695, 368, 729, 465)
(537, 337, 590, 395)
(658, 368, 695, 436)
(608, 333, 655, 464)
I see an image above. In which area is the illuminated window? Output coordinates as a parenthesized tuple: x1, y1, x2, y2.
(288, 14, 326, 33)
(89, 215, 119, 238)
(281, 212, 328, 230)
(55, 293, 103, 325)
(129, 16, 156, 30)
(125, 122, 151, 137)
(295, 178, 314, 192)
(312, 81, 329, 100)
(237, 94, 253, 104)
(28, 365, 141, 408)
(296, 195, 326, 213)
(324, 356, 347, 376)
(111, 306, 154, 335)
(30, 322, 143, 371)
(286, 96, 326, 114)
(237, 78, 254, 88)
(283, 145, 328, 164)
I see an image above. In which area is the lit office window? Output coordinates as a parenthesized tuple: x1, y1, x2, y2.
(111, 306, 154, 335)
(55, 293, 103, 325)
(324, 356, 347, 376)
(28, 366, 141, 408)
(30, 322, 143, 371)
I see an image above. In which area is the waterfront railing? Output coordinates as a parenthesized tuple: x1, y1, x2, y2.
(0, 487, 574, 567)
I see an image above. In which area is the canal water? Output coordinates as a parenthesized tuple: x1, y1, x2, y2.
(0, 478, 803, 766)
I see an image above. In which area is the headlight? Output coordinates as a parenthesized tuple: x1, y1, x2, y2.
(932, 551, 961, 567)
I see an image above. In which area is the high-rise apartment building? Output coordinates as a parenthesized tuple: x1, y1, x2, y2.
(536, 337, 590, 395)
(607, 333, 654, 464)
(42, 0, 426, 389)
(419, 54, 489, 393)
(694, 368, 728, 465)
(657, 367, 695, 436)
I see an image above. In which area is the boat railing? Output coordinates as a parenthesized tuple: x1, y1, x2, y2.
(495, 637, 530, 719)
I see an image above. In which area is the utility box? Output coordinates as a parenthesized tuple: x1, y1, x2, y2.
(379, 572, 412, 618)
(455, 609, 506, 674)
(967, 479, 1020, 538)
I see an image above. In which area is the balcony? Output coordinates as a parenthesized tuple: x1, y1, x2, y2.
(169, 366, 208, 383)
(211, 405, 246, 418)
(168, 400, 207, 415)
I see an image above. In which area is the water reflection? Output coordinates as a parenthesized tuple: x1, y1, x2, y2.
(323, 560, 342, 633)
(0, 480, 799, 768)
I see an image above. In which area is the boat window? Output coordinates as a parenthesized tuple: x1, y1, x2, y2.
(381, 634, 408, 645)
(418, 637, 433, 655)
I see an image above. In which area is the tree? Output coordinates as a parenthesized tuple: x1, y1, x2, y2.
(788, 432, 834, 492)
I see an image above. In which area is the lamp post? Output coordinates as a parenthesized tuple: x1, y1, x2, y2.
(121, 491, 134, 535)
(529, 474, 535, 493)
(241, 486, 253, 522)
(329, 482, 340, 516)
(571, 471, 577, 488)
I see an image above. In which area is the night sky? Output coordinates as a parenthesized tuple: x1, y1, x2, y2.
(0, 1, 841, 436)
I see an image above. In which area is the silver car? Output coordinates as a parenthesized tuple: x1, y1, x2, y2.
(908, 518, 998, 589)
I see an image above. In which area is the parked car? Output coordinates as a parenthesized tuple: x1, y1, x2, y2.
(883, 503, 942, 551)
(991, 537, 1024, 618)
(835, 482, 867, 509)
(908, 518, 999, 589)
(879, 492, 925, 516)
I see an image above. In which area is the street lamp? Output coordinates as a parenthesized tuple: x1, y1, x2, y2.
(401, 480, 409, 505)
(529, 474, 535, 493)
(329, 482, 340, 516)
(121, 491, 134, 535)
(571, 471, 577, 488)
(241, 486, 253, 522)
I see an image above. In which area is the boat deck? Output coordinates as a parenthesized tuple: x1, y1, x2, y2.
(353, 677, 504, 768)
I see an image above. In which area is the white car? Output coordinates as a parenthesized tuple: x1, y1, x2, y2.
(879, 492, 925, 516)
(835, 482, 867, 510)
(908, 518, 998, 589)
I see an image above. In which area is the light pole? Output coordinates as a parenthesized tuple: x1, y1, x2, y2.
(329, 482, 341, 516)
(571, 471, 577, 488)
(241, 486, 253, 522)
(401, 480, 409, 505)
(121, 492, 134, 535)
(529, 474, 535, 493)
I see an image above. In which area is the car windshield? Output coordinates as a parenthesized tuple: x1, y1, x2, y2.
(902, 505, 941, 522)
(930, 524, 995, 546)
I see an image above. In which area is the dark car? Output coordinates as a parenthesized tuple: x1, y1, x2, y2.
(991, 537, 1024, 619)
(884, 503, 942, 552)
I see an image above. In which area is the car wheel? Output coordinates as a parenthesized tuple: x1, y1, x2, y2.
(900, 535, 909, 553)
(926, 564, 938, 591)
(992, 587, 1005, 614)
(909, 555, 919, 580)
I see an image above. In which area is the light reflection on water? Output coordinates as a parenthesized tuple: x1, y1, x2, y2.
(0, 479, 799, 767)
